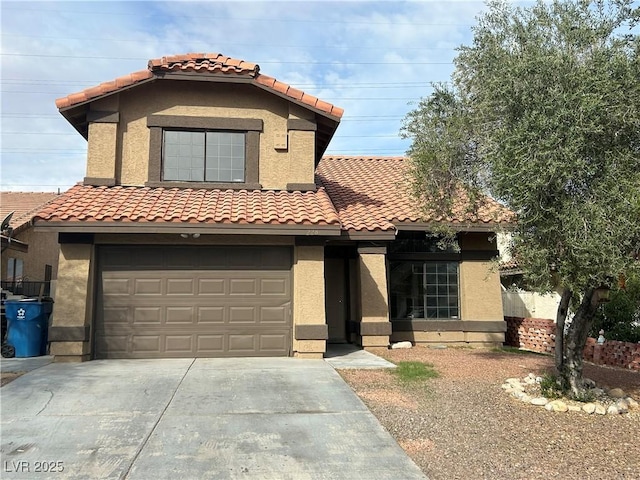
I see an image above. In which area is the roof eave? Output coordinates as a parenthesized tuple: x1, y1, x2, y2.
(32, 221, 342, 236)
(1, 235, 28, 253)
(58, 77, 158, 139)
(393, 221, 511, 233)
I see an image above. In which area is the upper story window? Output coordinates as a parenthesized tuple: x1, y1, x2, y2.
(147, 115, 262, 189)
(163, 130, 246, 182)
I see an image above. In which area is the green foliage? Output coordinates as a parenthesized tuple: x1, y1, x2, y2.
(539, 372, 597, 402)
(401, 0, 640, 391)
(401, 0, 640, 297)
(539, 373, 565, 399)
(393, 361, 439, 382)
(591, 274, 640, 342)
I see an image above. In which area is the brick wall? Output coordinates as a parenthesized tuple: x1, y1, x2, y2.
(504, 316, 556, 354)
(504, 316, 640, 371)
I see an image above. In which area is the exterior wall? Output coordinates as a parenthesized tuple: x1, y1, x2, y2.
(287, 130, 315, 185)
(84, 81, 317, 189)
(358, 250, 391, 347)
(292, 245, 327, 358)
(1, 228, 59, 286)
(49, 244, 94, 362)
(86, 122, 117, 180)
(459, 260, 503, 321)
(389, 232, 506, 347)
(458, 233, 505, 345)
(502, 290, 561, 320)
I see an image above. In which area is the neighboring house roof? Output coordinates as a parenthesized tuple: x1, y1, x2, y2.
(316, 156, 513, 234)
(55, 53, 344, 119)
(0, 192, 59, 232)
(34, 185, 341, 231)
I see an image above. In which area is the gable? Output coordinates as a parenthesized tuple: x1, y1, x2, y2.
(56, 53, 342, 191)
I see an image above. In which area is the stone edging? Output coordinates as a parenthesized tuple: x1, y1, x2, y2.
(502, 374, 639, 415)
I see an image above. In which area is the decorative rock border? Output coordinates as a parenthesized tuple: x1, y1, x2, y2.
(502, 374, 639, 415)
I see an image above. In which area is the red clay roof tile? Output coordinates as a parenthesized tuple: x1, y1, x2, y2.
(0, 192, 60, 232)
(316, 156, 513, 232)
(55, 53, 342, 118)
(33, 185, 341, 228)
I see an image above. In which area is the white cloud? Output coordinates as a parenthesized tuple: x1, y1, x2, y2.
(0, 0, 493, 191)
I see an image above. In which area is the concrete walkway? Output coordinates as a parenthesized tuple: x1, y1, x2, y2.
(1, 358, 425, 479)
(324, 344, 396, 369)
(1, 355, 53, 373)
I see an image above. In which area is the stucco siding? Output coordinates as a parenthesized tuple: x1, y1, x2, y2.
(85, 81, 316, 188)
(1, 228, 59, 284)
(459, 260, 504, 321)
(292, 245, 326, 355)
(86, 122, 117, 180)
(50, 244, 93, 328)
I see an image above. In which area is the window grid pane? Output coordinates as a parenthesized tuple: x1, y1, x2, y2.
(205, 132, 245, 182)
(163, 131, 206, 181)
(162, 130, 245, 183)
(390, 261, 459, 320)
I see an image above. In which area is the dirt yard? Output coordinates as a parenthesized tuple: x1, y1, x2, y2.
(340, 346, 640, 480)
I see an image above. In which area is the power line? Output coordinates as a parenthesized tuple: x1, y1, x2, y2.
(0, 53, 454, 66)
(0, 33, 460, 52)
(1, 7, 475, 26)
(0, 91, 423, 101)
(1, 80, 442, 90)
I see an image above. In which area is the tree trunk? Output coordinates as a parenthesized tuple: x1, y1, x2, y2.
(561, 287, 599, 398)
(554, 288, 572, 373)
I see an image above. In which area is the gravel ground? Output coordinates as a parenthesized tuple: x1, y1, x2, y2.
(340, 346, 640, 480)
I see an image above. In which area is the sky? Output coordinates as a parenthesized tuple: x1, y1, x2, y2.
(1, 0, 531, 193)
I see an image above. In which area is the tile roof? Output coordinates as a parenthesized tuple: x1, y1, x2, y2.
(316, 156, 514, 232)
(0, 192, 60, 232)
(55, 53, 343, 118)
(34, 185, 340, 227)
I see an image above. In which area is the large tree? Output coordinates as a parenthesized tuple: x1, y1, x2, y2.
(402, 0, 640, 397)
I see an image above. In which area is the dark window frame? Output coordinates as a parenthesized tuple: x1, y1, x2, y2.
(162, 130, 247, 183)
(389, 259, 460, 320)
(146, 115, 262, 189)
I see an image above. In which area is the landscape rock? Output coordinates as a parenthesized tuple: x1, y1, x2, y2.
(507, 384, 525, 393)
(625, 397, 638, 410)
(391, 341, 413, 350)
(548, 400, 568, 413)
(608, 388, 626, 399)
(502, 375, 636, 418)
(615, 399, 629, 413)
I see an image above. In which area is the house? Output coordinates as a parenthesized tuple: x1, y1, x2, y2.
(1, 192, 60, 297)
(34, 53, 512, 362)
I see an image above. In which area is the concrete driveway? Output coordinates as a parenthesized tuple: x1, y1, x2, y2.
(1, 358, 426, 479)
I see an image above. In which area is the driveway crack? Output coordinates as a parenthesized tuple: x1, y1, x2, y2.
(121, 359, 195, 480)
(36, 390, 54, 416)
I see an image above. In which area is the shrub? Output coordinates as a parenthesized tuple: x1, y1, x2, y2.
(590, 274, 640, 343)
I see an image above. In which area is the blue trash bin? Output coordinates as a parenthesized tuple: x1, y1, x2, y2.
(4, 300, 53, 357)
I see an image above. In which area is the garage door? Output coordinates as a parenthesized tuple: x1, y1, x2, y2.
(95, 246, 292, 359)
